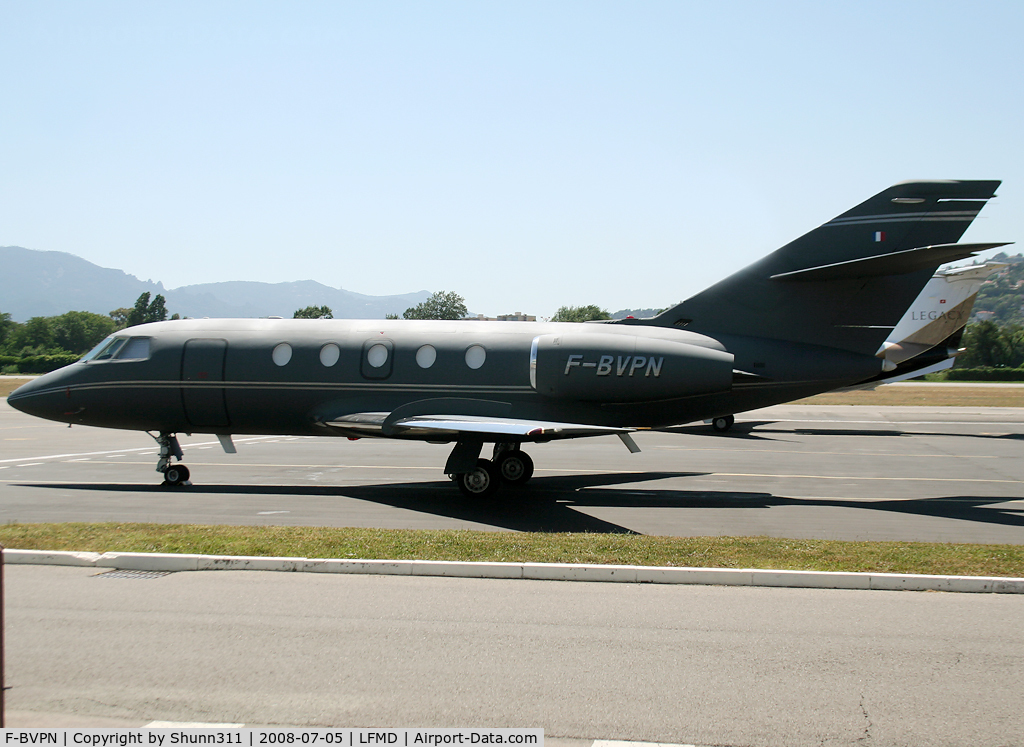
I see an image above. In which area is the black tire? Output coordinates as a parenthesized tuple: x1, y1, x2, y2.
(456, 459, 500, 498)
(164, 464, 190, 486)
(712, 415, 735, 433)
(496, 450, 534, 485)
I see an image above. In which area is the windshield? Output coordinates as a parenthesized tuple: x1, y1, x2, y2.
(81, 336, 115, 362)
(81, 336, 152, 362)
(81, 337, 127, 362)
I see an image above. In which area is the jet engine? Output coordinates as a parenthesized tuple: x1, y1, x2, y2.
(530, 333, 734, 402)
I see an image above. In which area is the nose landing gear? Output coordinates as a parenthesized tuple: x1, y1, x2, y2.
(163, 463, 191, 486)
(150, 432, 190, 486)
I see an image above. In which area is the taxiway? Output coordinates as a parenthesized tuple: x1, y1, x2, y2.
(2, 400, 1022, 542)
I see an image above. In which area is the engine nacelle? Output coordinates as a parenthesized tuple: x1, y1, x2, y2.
(530, 333, 734, 402)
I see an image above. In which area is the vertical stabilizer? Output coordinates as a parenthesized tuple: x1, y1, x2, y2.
(648, 180, 1001, 356)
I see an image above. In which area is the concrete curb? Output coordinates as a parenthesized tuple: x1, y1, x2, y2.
(4, 549, 1023, 593)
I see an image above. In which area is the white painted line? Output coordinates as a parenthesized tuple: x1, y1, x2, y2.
(257, 511, 290, 515)
(0, 435, 280, 464)
(711, 472, 1023, 484)
(4, 550, 1022, 594)
(18, 463, 43, 467)
(593, 741, 698, 747)
(145, 722, 245, 728)
(652, 446, 1000, 459)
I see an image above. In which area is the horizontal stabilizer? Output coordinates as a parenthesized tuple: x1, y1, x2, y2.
(770, 243, 1012, 281)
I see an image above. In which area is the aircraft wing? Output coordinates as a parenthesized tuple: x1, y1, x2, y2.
(324, 412, 634, 441)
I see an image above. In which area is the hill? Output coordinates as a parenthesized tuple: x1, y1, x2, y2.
(0, 246, 431, 321)
(972, 252, 1024, 325)
(0, 246, 166, 321)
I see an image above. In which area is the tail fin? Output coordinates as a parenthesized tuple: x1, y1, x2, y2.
(647, 180, 1003, 356)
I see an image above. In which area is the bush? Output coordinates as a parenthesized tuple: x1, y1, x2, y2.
(944, 366, 1024, 382)
(3, 353, 82, 374)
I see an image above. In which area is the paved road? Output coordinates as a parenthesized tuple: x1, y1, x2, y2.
(2, 401, 1023, 542)
(6, 565, 1023, 746)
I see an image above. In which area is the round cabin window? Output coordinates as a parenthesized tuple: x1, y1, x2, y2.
(465, 344, 486, 370)
(272, 343, 292, 366)
(367, 343, 389, 368)
(416, 344, 437, 369)
(320, 343, 340, 367)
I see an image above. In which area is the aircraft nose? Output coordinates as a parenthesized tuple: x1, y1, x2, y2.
(6, 373, 73, 423)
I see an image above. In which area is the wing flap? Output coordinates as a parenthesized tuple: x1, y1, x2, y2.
(324, 412, 632, 441)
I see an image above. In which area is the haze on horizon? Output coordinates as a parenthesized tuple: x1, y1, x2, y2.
(2, 1, 1022, 318)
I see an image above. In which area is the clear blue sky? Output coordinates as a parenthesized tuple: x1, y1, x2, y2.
(2, 1, 1022, 318)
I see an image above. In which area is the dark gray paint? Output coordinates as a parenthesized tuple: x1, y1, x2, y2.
(6, 181, 1008, 478)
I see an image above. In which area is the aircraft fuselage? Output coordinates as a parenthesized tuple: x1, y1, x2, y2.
(8, 317, 881, 439)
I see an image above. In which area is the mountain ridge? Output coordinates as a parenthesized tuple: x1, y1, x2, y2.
(1, 246, 432, 322)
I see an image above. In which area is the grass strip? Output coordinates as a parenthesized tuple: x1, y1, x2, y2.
(0, 378, 27, 397)
(1, 523, 1022, 578)
(795, 387, 1024, 407)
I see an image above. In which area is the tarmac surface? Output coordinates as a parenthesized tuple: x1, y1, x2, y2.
(2, 399, 1023, 542)
(3, 398, 1024, 741)
(5, 564, 1024, 746)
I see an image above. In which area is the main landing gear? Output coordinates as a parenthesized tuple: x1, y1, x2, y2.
(711, 415, 735, 433)
(152, 432, 190, 486)
(450, 443, 535, 498)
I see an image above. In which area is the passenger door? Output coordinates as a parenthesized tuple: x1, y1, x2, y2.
(181, 338, 230, 428)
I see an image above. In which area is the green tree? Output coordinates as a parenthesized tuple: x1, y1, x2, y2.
(51, 311, 117, 355)
(957, 320, 1011, 368)
(384, 313, 399, 320)
(109, 307, 132, 329)
(293, 305, 334, 319)
(124, 292, 170, 327)
(550, 305, 611, 322)
(148, 294, 168, 322)
(403, 291, 468, 320)
(0, 312, 15, 350)
(5, 316, 55, 356)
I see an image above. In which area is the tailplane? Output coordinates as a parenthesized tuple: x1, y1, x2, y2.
(646, 180, 1004, 356)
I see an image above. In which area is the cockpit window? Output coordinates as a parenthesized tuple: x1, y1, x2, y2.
(80, 336, 114, 362)
(118, 337, 151, 360)
(82, 337, 125, 361)
(81, 336, 151, 362)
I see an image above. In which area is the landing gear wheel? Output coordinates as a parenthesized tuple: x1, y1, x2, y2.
(456, 459, 499, 498)
(712, 415, 735, 433)
(163, 464, 190, 486)
(495, 450, 534, 485)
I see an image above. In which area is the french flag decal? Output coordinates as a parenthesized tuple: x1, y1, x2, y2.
(874, 231, 885, 242)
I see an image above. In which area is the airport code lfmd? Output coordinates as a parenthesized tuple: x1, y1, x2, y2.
(0, 732, 543, 747)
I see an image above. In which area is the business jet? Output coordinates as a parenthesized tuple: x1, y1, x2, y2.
(7, 180, 1009, 496)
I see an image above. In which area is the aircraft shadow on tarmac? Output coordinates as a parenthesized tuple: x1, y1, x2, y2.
(19, 470, 1024, 535)
(660, 422, 786, 440)
(671, 421, 1024, 442)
